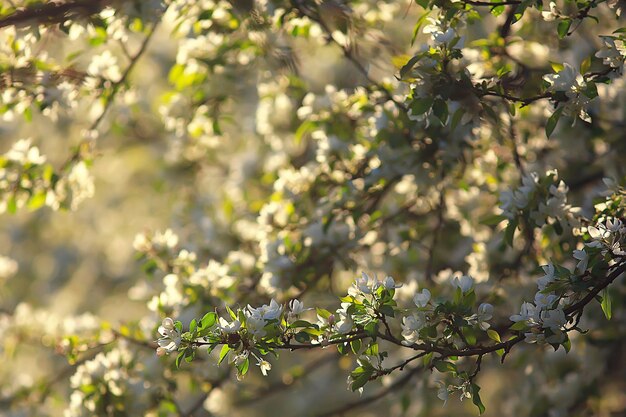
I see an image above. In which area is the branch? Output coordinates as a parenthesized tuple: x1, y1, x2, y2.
(315, 365, 423, 417)
(290, 0, 408, 114)
(89, 21, 160, 132)
(0, 0, 113, 29)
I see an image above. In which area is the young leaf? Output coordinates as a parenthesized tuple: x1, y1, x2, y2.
(487, 329, 501, 342)
(218, 345, 230, 365)
(200, 312, 217, 329)
(471, 383, 486, 414)
(557, 19, 571, 39)
(546, 106, 564, 138)
(601, 288, 612, 320)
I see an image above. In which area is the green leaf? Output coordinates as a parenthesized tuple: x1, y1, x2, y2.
(471, 383, 486, 414)
(294, 120, 316, 145)
(350, 339, 362, 354)
(410, 97, 433, 116)
(237, 358, 249, 376)
(545, 106, 564, 138)
(175, 351, 185, 368)
(550, 61, 565, 72)
(601, 288, 612, 320)
(434, 361, 457, 373)
(480, 214, 506, 226)
(364, 321, 378, 337)
(557, 19, 571, 39)
(200, 312, 217, 329)
(504, 220, 517, 246)
(295, 332, 310, 343)
(315, 308, 332, 320)
(350, 366, 373, 391)
(432, 99, 448, 124)
(450, 107, 465, 131)
(580, 55, 592, 74)
(400, 54, 422, 79)
(226, 306, 238, 320)
(27, 192, 47, 210)
(7, 196, 17, 214)
(487, 329, 501, 342)
(411, 11, 432, 45)
(289, 320, 314, 329)
(365, 342, 379, 356)
(189, 319, 197, 333)
(218, 345, 230, 365)
(510, 321, 528, 331)
(562, 336, 571, 353)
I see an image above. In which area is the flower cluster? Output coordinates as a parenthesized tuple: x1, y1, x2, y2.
(499, 170, 579, 233)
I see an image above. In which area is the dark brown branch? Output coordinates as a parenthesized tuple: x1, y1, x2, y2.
(0, 0, 113, 29)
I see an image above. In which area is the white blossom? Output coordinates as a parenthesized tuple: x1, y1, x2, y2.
(452, 275, 474, 294)
(401, 312, 426, 345)
(537, 263, 556, 290)
(413, 289, 431, 308)
(383, 275, 402, 289)
(572, 249, 589, 272)
(258, 359, 272, 376)
(246, 299, 283, 321)
(157, 317, 181, 356)
(218, 317, 242, 333)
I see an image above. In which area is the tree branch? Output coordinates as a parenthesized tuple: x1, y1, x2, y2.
(0, 0, 113, 29)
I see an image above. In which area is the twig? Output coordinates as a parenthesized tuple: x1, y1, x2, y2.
(315, 366, 422, 417)
(0, 0, 113, 29)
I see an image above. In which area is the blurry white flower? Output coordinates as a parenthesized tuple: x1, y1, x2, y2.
(383, 275, 402, 289)
(289, 299, 307, 315)
(0, 256, 18, 280)
(541, 308, 567, 332)
(336, 305, 353, 334)
(452, 275, 474, 293)
(541, 2, 559, 21)
(350, 272, 380, 295)
(537, 263, 556, 290)
(476, 303, 494, 330)
(423, 18, 456, 45)
(543, 64, 585, 97)
(401, 312, 426, 345)
(572, 249, 589, 272)
(534, 292, 558, 310)
(413, 289, 431, 307)
(437, 382, 449, 405)
(510, 302, 540, 324)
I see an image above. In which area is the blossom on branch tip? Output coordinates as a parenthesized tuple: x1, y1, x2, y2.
(289, 299, 308, 315)
(383, 275, 402, 289)
(258, 359, 272, 376)
(157, 317, 181, 356)
(218, 317, 241, 333)
(452, 275, 474, 293)
(413, 289, 431, 307)
(476, 303, 494, 330)
(246, 299, 282, 321)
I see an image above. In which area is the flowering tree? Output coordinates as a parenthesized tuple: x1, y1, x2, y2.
(1, 0, 625, 416)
